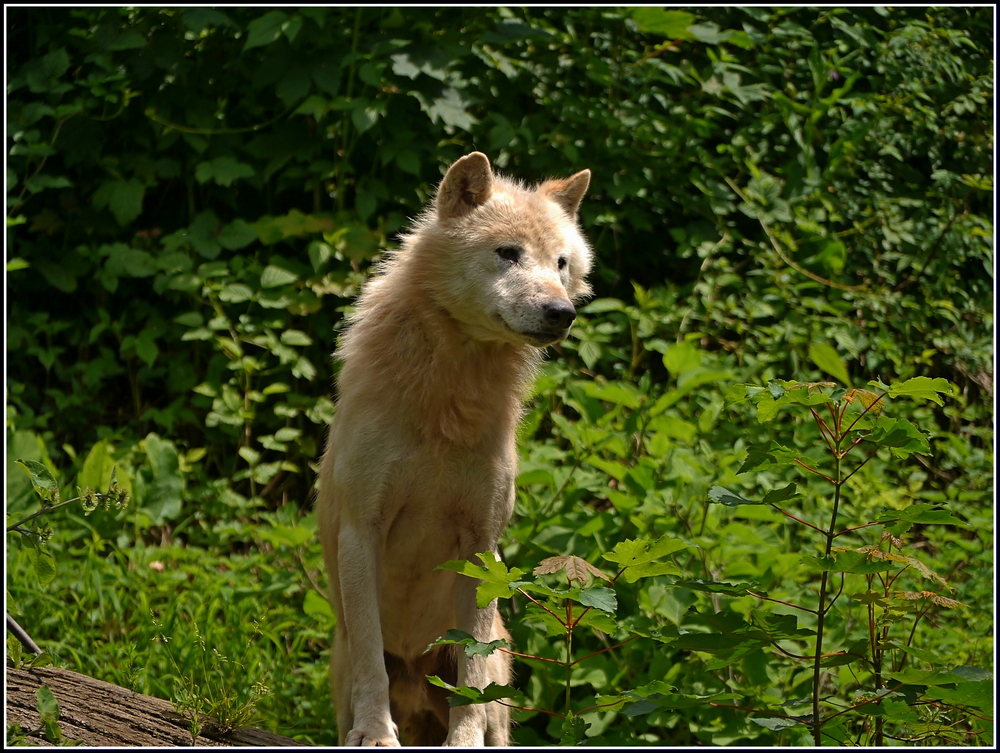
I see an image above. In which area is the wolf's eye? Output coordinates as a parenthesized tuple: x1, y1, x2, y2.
(496, 246, 521, 265)
(557, 256, 568, 271)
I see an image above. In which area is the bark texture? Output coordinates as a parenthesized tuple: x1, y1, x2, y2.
(6, 664, 305, 747)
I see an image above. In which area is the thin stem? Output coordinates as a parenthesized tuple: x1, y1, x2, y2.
(812, 570, 831, 743)
(839, 433, 868, 459)
(822, 683, 904, 723)
(809, 407, 838, 455)
(578, 698, 641, 715)
(569, 636, 639, 666)
(565, 592, 573, 717)
(812, 417, 845, 745)
(833, 521, 881, 539)
(7, 496, 85, 532)
(824, 573, 846, 615)
(144, 106, 293, 135)
(7, 612, 43, 654)
(746, 589, 818, 615)
(840, 448, 878, 484)
(793, 457, 837, 484)
(496, 647, 564, 666)
(516, 588, 565, 625)
(770, 504, 827, 535)
(723, 176, 864, 291)
(495, 700, 564, 719)
(844, 392, 887, 435)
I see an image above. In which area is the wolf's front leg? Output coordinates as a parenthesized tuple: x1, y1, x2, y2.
(444, 573, 502, 747)
(337, 521, 400, 747)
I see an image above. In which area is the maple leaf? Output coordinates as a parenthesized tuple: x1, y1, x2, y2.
(533, 555, 610, 586)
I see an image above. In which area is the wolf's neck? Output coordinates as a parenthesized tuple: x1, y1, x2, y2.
(338, 279, 540, 447)
(409, 299, 539, 446)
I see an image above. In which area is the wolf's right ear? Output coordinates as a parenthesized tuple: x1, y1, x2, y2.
(542, 169, 591, 217)
(437, 152, 494, 219)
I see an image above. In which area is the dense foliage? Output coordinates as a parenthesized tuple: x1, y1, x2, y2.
(6, 7, 993, 746)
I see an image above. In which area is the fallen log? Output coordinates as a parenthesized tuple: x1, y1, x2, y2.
(6, 663, 306, 747)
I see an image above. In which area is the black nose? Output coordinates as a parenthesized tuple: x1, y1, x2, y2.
(543, 301, 577, 329)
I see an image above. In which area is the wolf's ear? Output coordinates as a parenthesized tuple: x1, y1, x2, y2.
(437, 152, 494, 219)
(543, 169, 591, 217)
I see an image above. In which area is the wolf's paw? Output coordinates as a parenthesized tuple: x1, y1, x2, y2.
(345, 722, 400, 747)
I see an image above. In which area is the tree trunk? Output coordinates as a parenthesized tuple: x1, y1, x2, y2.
(5, 663, 306, 747)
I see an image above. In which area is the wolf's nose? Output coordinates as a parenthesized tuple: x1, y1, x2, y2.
(543, 301, 577, 329)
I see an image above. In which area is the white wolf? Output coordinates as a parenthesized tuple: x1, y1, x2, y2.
(317, 152, 592, 746)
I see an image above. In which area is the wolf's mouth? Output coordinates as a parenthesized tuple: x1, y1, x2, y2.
(496, 316, 569, 346)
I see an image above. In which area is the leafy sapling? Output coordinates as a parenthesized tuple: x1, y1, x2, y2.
(711, 374, 986, 745)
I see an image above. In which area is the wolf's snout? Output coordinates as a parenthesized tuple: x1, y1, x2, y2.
(543, 300, 577, 329)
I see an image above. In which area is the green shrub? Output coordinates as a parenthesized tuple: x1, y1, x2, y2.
(6, 6, 991, 746)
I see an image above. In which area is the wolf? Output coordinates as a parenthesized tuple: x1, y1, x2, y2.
(316, 152, 592, 746)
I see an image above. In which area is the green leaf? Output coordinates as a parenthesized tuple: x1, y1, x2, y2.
(351, 100, 381, 135)
(15, 458, 59, 505)
(805, 551, 894, 575)
(243, 10, 288, 51)
(869, 416, 930, 457)
(755, 394, 779, 423)
(647, 414, 697, 443)
(143, 433, 184, 524)
(579, 586, 618, 614)
(303, 589, 335, 620)
(631, 9, 696, 39)
(707, 485, 761, 506)
(582, 381, 642, 409)
(24, 174, 72, 193)
(677, 579, 759, 597)
(413, 87, 478, 130)
(252, 210, 334, 244)
(78, 440, 116, 493)
(260, 265, 299, 288)
(809, 342, 851, 385)
(602, 535, 690, 582)
(580, 297, 627, 314)
(425, 676, 523, 707)
(883, 376, 955, 406)
(93, 179, 145, 226)
(560, 713, 591, 745)
(436, 553, 525, 608)
(663, 342, 701, 375)
(924, 679, 993, 711)
(109, 29, 148, 51)
(41, 48, 71, 80)
(876, 503, 964, 527)
(26, 542, 57, 587)
(888, 665, 991, 687)
(752, 716, 803, 730)
(7, 633, 24, 669)
(217, 219, 258, 250)
(195, 157, 255, 187)
(688, 23, 731, 45)
(219, 283, 255, 303)
(36, 684, 60, 724)
(260, 524, 312, 547)
(428, 629, 510, 658)
(762, 483, 798, 505)
(135, 329, 159, 366)
(280, 330, 313, 347)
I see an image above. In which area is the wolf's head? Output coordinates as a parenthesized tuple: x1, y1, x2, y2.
(413, 152, 592, 348)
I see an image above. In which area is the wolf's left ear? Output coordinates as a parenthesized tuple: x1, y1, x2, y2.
(437, 152, 494, 219)
(543, 169, 591, 217)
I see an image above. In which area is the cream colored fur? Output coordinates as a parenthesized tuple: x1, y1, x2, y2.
(317, 153, 592, 746)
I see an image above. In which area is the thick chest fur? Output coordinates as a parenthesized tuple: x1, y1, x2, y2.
(380, 443, 516, 656)
(322, 414, 518, 656)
